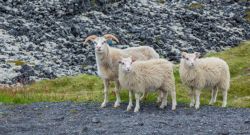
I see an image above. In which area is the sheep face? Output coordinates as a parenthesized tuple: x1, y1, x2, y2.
(93, 37, 109, 54)
(119, 57, 134, 73)
(84, 34, 119, 54)
(181, 52, 200, 67)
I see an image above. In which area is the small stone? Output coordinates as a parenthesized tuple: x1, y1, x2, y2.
(244, 120, 250, 124)
(0, 126, 11, 134)
(92, 117, 100, 123)
(82, 126, 88, 132)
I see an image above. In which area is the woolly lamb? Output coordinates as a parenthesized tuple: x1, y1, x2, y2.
(84, 34, 159, 108)
(179, 52, 230, 109)
(118, 57, 176, 112)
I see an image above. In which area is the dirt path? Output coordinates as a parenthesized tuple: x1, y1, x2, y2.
(0, 102, 249, 135)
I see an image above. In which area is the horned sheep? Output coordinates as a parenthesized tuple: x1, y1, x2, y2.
(179, 52, 230, 109)
(84, 34, 159, 108)
(118, 57, 177, 112)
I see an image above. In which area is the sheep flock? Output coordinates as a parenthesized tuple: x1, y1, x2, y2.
(84, 34, 230, 112)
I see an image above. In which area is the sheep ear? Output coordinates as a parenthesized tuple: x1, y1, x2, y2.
(103, 34, 119, 43)
(181, 52, 187, 58)
(195, 52, 201, 58)
(131, 57, 136, 63)
(129, 56, 136, 63)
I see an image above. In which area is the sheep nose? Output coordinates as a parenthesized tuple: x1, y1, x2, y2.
(96, 46, 101, 50)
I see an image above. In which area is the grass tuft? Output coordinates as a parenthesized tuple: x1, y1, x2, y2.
(0, 41, 250, 108)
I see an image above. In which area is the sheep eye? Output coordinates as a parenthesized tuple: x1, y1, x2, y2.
(102, 41, 106, 44)
(186, 58, 189, 60)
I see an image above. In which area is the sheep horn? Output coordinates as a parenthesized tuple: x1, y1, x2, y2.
(103, 34, 119, 43)
(83, 35, 98, 44)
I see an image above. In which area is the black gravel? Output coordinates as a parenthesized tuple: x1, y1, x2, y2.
(0, 102, 249, 135)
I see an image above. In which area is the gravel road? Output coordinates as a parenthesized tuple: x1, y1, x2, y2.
(0, 102, 249, 135)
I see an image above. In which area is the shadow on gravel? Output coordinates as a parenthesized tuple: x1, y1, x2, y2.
(0, 102, 249, 135)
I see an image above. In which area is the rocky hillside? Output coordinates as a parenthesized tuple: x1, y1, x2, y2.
(0, 0, 250, 85)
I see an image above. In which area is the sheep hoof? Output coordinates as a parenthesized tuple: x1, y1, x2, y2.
(159, 104, 165, 109)
(209, 100, 216, 105)
(101, 102, 107, 108)
(209, 101, 213, 105)
(156, 99, 162, 104)
(113, 102, 120, 108)
(222, 104, 227, 108)
(172, 106, 176, 111)
(126, 106, 132, 111)
(134, 108, 140, 112)
(189, 103, 195, 108)
(126, 104, 133, 111)
(195, 105, 200, 109)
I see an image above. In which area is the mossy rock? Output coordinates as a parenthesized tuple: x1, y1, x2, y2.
(157, 0, 165, 4)
(7, 60, 26, 66)
(188, 3, 204, 10)
(239, 0, 250, 2)
(244, 9, 250, 23)
(155, 36, 162, 44)
(90, 0, 97, 5)
(90, 0, 120, 5)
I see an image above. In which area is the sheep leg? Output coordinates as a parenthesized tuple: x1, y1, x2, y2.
(134, 92, 141, 112)
(213, 87, 218, 103)
(159, 91, 167, 109)
(127, 90, 133, 111)
(195, 89, 201, 109)
(101, 79, 109, 108)
(156, 91, 163, 104)
(209, 88, 215, 105)
(222, 89, 228, 107)
(209, 87, 218, 105)
(189, 89, 195, 107)
(140, 91, 147, 101)
(171, 89, 177, 110)
(113, 80, 121, 108)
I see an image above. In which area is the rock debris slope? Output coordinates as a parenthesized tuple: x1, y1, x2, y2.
(0, 0, 249, 84)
